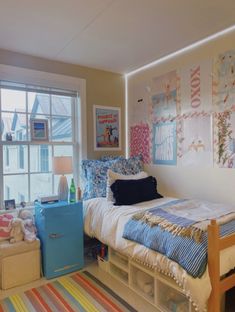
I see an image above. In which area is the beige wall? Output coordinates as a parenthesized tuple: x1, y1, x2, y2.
(0, 49, 125, 159)
(128, 29, 235, 205)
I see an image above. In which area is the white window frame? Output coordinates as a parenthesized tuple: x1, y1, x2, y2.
(0, 64, 87, 208)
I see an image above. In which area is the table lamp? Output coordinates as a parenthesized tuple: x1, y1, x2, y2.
(53, 156, 73, 201)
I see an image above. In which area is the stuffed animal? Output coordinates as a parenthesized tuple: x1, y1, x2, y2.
(0, 214, 14, 241)
(136, 270, 153, 295)
(18, 209, 37, 242)
(9, 218, 24, 243)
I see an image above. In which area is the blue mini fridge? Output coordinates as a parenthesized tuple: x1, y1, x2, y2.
(35, 201, 84, 279)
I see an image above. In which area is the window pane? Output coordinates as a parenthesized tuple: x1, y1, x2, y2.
(30, 173, 53, 201)
(2, 113, 27, 141)
(52, 117, 72, 142)
(30, 145, 52, 173)
(1, 89, 26, 112)
(51, 95, 71, 116)
(54, 145, 73, 157)
(28, 92, 50, 114)
(3, 145, 28, 174)
(4, 174, 29, 204)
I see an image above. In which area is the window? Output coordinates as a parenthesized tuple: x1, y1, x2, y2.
(0, 79, 82, 207)
(5, 147, 9, 167)
(18, 193, 25, 203)
(19, 145, 24, 169)
(40, 145, 49, 172)
(5, 186, 10, 200)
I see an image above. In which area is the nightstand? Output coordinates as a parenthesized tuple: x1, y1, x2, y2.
(35, 201, 84, 279)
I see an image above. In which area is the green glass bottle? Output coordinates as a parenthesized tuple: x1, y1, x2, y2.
(69, 178, 76, 203)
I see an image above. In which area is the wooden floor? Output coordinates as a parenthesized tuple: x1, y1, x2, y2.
(0, 258, 235, 311)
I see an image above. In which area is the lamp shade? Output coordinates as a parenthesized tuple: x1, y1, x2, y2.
(53, 156, 73, 175)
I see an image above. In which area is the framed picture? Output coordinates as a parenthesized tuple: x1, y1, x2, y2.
(30, 119, 49, 141)
(4, 199, 16, 210)
(93, 105, 121, 150)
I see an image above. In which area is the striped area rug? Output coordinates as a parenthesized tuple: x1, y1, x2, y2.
(0, 271, 136, 312)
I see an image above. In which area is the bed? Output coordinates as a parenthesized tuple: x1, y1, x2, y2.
(82, 157, 235, 312)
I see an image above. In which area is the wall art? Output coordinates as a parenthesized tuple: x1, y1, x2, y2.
(93, 105, 121, 150)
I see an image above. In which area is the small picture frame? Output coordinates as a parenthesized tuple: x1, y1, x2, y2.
(30, 119, 49, 141)
(4, 199, 16, 210)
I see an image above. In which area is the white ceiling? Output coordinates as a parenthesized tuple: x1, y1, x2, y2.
(0, 0, 235, 74)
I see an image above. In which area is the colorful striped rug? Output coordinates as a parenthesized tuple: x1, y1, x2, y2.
(0, 271, 136, 312)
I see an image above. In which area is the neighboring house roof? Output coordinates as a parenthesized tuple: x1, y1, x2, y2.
(35, 94, 71, 139)
(3, 94, 72, 140)
(31, 94, 71, 139)
(52, 118, 71, 139)
(1, 117, 12, 133)
(12, 109, 26, 131)
(31, 94, 70, 116)
(51, 95, 71, 116)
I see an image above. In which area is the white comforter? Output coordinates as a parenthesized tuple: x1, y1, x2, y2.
(84, 197, 235, 311)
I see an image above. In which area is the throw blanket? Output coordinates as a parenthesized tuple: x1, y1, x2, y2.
(132, 199, 204, 242)
(123, 199, 235, 278)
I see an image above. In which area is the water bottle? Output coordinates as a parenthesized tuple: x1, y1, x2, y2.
(69, 178, 76, 203)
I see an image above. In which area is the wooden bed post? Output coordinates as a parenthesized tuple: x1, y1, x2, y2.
(207, 219, 235, 312)
(208, 219, 221, 312)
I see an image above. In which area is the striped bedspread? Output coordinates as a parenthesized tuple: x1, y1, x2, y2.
(123, 199, 235, 278)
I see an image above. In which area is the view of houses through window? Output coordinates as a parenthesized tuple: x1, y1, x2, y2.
(1, 82, 78, 207)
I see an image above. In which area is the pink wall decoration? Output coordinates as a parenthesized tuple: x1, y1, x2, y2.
(190, 65, 201, 109)
(130, 123, 151, 164)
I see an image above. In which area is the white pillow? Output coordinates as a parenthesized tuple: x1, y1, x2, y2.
(106, 169, 148, 202)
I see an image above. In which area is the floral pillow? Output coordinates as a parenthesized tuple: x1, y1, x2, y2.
(81, 159, 100, 180)
(100, 155, 125, 161)
(111, 155, 143, 175)
(82, 159, 118, 200)
(82, 155, 144, 200)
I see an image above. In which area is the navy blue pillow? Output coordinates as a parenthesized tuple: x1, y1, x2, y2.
(111, 176, 162, 205)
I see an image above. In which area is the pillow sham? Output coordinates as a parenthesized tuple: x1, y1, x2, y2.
(111, 155, 143, 175)
(106, 169, 148, 202)
(83, 162, 112, 200)
(82, 155, 144, 201)
(111, 176, 162, 205)
(100, 155, 125, 161)
(81, 159, 117, 200)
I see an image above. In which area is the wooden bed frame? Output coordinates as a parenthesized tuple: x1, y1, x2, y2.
(208, 219, 235, 312)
